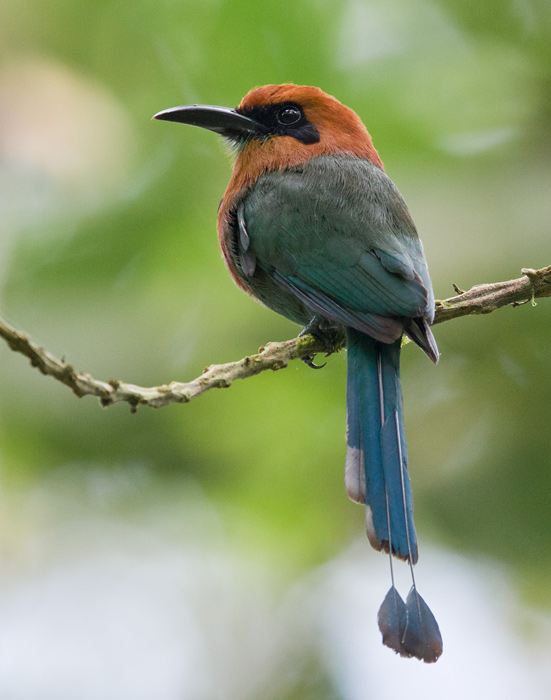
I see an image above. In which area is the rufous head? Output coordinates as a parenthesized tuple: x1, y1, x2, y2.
(235, 84, 381, 164)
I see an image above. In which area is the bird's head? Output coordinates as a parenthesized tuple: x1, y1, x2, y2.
(154, 84, 383, 187)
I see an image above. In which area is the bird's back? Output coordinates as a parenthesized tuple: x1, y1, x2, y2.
(230, 154, 435, 333)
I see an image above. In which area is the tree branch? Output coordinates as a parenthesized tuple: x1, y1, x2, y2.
(1, 264, 550, 411)
(432, 265, 551, 324)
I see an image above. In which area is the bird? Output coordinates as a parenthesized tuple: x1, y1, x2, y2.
(154, 84, 443, 662)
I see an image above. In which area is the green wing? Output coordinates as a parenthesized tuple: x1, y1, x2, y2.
(239, 154, 435, 345)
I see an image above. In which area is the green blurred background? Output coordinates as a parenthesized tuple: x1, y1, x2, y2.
(1, 0, 551, 697)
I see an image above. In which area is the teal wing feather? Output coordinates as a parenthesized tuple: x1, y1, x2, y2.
(239, 155, 435, 331)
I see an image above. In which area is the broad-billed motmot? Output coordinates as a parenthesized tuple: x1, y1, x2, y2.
(154, 84, 442, 662)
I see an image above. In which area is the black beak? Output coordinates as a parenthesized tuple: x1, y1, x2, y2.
(152, 105, 268, 140)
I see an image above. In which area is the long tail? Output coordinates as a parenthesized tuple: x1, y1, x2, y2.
(345, 327, 442, 663)
(345, 329, 416, 563)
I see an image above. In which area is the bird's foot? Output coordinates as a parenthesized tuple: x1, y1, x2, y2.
(299, 316, 342, 369)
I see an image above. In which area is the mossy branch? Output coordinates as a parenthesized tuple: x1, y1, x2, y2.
(0, 264, 549, 411)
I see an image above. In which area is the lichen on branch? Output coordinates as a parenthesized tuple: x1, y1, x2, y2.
(0, 264, 549, 411)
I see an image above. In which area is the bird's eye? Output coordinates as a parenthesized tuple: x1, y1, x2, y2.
(277, 106, 302, 126)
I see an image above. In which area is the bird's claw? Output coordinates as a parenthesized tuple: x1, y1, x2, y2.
(301, 355, 327, 370)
